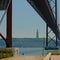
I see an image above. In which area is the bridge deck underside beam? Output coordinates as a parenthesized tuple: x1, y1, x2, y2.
(0, 0, 9, 10)
(27, 0, 58, 36)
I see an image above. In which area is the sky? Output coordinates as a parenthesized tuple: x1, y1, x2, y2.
(0, 0, 60, 38)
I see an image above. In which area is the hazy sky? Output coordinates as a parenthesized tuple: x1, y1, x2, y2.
(0, 0, 60, 38)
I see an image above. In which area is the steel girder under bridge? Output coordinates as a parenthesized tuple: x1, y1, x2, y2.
(27, 0, 60, 49)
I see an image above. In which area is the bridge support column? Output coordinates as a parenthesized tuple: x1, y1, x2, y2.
(46, 24, 58, 49)
(55, 0, 58, 46)
(46, 24, 48, 47)
(46, 25, 58, 49)
(6, 0, 12, 47)
(45, 0, 58, 50)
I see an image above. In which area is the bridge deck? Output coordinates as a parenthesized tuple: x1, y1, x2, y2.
(27, 0, 59, 36)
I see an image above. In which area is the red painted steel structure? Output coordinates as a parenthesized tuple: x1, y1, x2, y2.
(27, 0, 59, 36)
(6, 0, 12, 47)
(0, 0, 12, 47)
(46, 0, 58, 48)
(27, 0, 59, 49)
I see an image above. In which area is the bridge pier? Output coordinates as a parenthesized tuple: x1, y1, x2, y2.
(6, 0, 12, 47)
(45, 0, 58, 49)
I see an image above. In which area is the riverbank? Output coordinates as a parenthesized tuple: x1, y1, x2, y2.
(1, 53, 60, 60)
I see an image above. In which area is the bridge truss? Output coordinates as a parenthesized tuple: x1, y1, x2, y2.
(27, 0, 59, 49)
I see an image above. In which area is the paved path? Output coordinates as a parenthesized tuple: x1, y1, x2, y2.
(0, 55, 43, 60)
(51, 55, 60, 60)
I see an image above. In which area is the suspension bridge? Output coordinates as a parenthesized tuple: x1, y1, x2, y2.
(0, 0, 60, 49)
